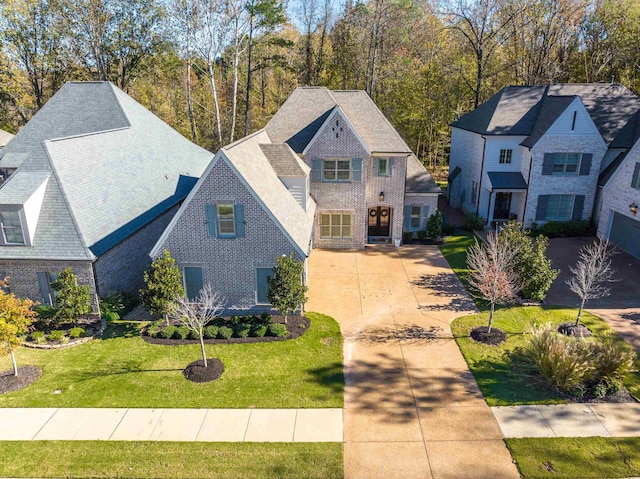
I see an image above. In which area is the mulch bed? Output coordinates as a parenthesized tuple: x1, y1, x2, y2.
(0, 366, 42, 394)
(557, 322, 592, 337)
(470, 326, 507, 345)
(142, 315, 310, 346)
(183, 358, 224, 383)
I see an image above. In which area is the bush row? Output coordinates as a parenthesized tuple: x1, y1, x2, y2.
(149, 321, 288, 340)
(29, 327, 86, 344)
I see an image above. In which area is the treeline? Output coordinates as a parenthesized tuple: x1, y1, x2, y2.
(1, 0, 639, 175)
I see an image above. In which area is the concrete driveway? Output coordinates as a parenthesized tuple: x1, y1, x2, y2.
(306, 245, 520, 479)
(545, 237, 640, 350)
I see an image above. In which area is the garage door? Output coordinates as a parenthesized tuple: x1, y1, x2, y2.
(609, 211, 640, 259)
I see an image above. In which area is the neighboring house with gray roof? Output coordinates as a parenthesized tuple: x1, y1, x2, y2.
(153, 87, 440, 310)
(0, 81, 212, 308)
(448, 83, 640, 239)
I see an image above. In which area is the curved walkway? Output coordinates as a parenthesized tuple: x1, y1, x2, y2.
(306, 245, 520, 479)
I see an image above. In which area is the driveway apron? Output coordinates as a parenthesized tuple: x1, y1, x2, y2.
(307, 245, 520, 479)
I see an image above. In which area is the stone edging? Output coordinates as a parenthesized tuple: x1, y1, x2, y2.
(22, 317, 107, 350)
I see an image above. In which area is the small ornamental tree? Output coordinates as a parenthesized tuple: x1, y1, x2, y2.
(267, 253, 308, 324)
(0, 279, 36, 376)
(498, 222, 559, 300)
(51, 268, 91, 324)
(174, 284, 226, 368)
(466, 232, 521, 333)
(426, 210, 443, 239)
(140, 250, 185, 322)
(566, 238, 616, 327)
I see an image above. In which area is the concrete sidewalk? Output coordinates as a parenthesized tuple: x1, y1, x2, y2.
(0, 408, 343, 442)
(493, 403, 640, 438)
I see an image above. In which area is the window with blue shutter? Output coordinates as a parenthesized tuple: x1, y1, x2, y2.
(311, 159, 322, 182)
(579, 154, 592, 176)
(207, 203, 244, 239)
(184, 267, 203, 301)
(572, 195, 585, 220)
(205, 204, 217, 237)
(234, 204, 245, 238)
(256, 267, 274, 304)
(351, 158, 362, 182)
(422, 206, 430, 228)
(376, 158, 392, 177)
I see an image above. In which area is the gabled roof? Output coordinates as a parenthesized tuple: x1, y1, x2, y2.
(0, 129, 14, 148)
(0, 81, 212, 260)
(405, 155, 441, 194)
(521, 95, 577, 148)
(265, 87, 411, 154)
(259, 144, 309, 177)
(598, 151, 627, 187)
(453, 83, 640, 147)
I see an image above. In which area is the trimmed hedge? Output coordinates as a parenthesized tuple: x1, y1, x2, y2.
(150, 314, 293, 340)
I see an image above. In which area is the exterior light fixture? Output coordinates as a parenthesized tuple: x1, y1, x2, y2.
(379, 191, 385, 202)
(630, 202, 639, 216)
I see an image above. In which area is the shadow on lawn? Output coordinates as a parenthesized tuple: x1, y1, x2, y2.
(68, 359, 183, 383)
(100, 322, 144, 340)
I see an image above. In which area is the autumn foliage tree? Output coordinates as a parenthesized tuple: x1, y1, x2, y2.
(0, 278, 37, 376)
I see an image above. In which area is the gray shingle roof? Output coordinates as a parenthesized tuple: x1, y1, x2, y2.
(0, 81, 212, 260)
(521, 96, 577, 148)
(265, 87, 411, 154)
(487, 172, 528, 189)
(405, 154, 441, 194)
(0, 130, 14, 148)
(453, 83, 640, 147)
(0, 171, 49, 204)
(259, 144, 309, 177)
(598, 151, 627, 187)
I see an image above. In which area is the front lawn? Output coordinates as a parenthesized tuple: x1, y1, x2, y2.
(451, 306, 640, 405)
(439, 233, 485, 308)
(506, 437, 640, 479)
(0, 312, 343, 408)
(0, 441, 343, 479)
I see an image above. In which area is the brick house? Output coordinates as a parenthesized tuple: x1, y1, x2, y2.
(448, 83, 640, 258)
(0, 82, 212, 309)
(152, 87, 440, 310)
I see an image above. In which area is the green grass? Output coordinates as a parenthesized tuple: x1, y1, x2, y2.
(506, 437, 640, 479)
(0, 312, 343, 408)
(451, 306, 640, 405)
(0, 441, 343, 478)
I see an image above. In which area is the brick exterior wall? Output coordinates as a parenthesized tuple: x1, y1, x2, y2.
(157, 159, 304, 312)
(0, 259, 98, 311)
(94, 204, 179, 297)
(448, 128, 485, 212)
(524, 136, 606, 227)
(403, 194, 440, 231)
(305, 109, 407, 248)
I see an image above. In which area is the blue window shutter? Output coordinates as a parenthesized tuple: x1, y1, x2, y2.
(579, 154, 592, 176)
(352, 158, 362, 182)
(311, 159, 322, 182)
(422, 206, 430, 228)
(184, 267, 204, 301)
(205, 204, 218, 237)
(388, 158, 394, 176)
(403, 206, 412, 230)
(256, 267, 274, 304)
(37, 272, 52, 305)
(632, 162, 640, 189)
(234, 204, 245, 238)
(374, 158, 380, 176)
(542, 154, 553, 175)
(536, 195, 549, 221)
(572, 195, 585, 220)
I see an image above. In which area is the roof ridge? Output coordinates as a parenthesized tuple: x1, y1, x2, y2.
(222, 128, 268, 150)
(48, 126, 131, 143)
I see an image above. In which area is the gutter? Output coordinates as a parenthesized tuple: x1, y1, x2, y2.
(523, 148, 533, 222)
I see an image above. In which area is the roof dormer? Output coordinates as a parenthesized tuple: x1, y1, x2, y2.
(0, 171, 49, 246)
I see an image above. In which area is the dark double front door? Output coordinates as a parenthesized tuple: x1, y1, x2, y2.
(493, 192, 512, 220)
(368, 206, 390, 237)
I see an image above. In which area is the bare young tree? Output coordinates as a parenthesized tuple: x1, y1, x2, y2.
(466, 232, 521, 333)
(174, 283, 226, 368)
(566, 238, 616, 327)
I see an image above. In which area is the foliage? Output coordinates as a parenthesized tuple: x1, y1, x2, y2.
(203, 325, 219, 339)
(99, 294, 124, 321)
(0, 278, 37, 375)
(158, 325, 177, 339)
(69, 327, 85, 339)
(463, 213, 485, 231)
(47, 330, 66, 343)
(250, 324, 268, 337)
(139, 250, 184, 321)
(532, 220, 594, 238)
(592, 335, 636, 383)
(416, 229, 427, 240)
(498, 222, 559, 301)
(426, 211, 443, 239)
(51, 268, 92, 324)
(173, 326, 190, 340)
(34, 305, 57, 322)
(267, 323, 288, 337)
(217, 326, 233, 339)
(147, 319, 164, 338)
(234, 323, 251, 338)
(267, 253, 308, 324)
(29, 331, 46, 343)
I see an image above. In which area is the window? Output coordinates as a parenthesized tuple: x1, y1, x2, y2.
(0, 211, 24, 245)
(36, 271, 59, 305)
(632, 163, 640, 190)
(410, 207, 421, 229)
(545, 195, 574, 221)
(471, 181, 478, 203)
(183, 267, 203, 301)
(376, 158, 392, 177)
(217, 204, 235, 237)
(320, 213, 352, 239)
(256, 267, 274, 304)
(552, 153, 581, 176)
(323, 159, 351, 182)
(499, 149, 512, 164)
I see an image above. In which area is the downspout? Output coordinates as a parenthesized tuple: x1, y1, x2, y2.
(476, 135, 487, 215)
(487, 188, 493, 223)
(523, 148, 533, 224)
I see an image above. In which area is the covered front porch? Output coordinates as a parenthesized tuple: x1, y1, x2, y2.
(485, 172, 528, 227)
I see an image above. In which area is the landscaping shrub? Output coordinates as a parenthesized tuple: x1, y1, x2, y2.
(187, 329, 199, 340)
(30, 331, 46, 343)
(34, 305, 57, 322)
(403, 231, 413, 241)
(69, 327, 85, 339)
(426, 210, 443, 239)
(100, 294, 124, 321)
(592, 336, 636, 383)
(259, 313, 272, 325)
(203, 325, 219, 339)
(158, 325, 177, 339)
(217, 326, 233, 339)
(463, 212, 484, 231)
(267, 323, 289, 337)
(532, 220, 594, 238)
(250, 324, 268, 337)
(233, 323, 251, 338)
(147, 319, 164, 338)
(229, 315, 243, 326)
(173, 326, 190, 340)
(47, 330, 67, 343)
(417, 230, 427, 240)
(51, 268, 92, 324)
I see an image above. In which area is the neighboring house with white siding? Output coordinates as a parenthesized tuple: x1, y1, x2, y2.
(448, 84, 640, 259)
(153, 87, 441, 310)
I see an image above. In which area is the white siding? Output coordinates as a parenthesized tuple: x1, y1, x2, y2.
(22, 177, 49, 246)
(546, 98, 601, 137)
(281, 176, 307, 211)
(448, 127, 484, 213)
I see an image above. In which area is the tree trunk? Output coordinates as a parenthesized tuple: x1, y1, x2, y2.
(186, 61, 197, 143)
(11, 350, 18, 377)
(230, 35, 241, 142)
(474, 48, 483, 108)
(487, 302, 495, 334)
(207, 59, 223, 145)
(244, 15, 254, 137)
(199, 335, 208, 368)
(575, 298, 586, 327)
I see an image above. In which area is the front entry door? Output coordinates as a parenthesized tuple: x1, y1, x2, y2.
(493, 193, 512, 220)
(368, 207, 391, 237)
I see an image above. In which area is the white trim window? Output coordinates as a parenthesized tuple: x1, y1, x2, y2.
(376, 158, 391, 176)
(320, 213, 352, 239)
(410, 207, 421, 229)
(552, 153, 581, 176)
(545, 195, 574, 221)
(0, 211, 24, 245)
(217, 204, 235, 237)
(323, 159, 351, 182)
(499, 149, 512, 164)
